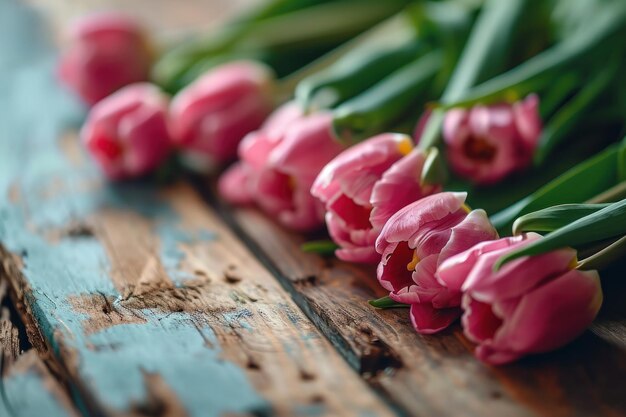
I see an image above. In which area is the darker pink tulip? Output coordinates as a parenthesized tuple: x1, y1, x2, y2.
(219, 103, 344, 231)
(170, 61, 275, 163)
(438, 233, 603, 364)
(58, 12, 152, 106)
(442, 94, 542, 185)
(81, 83, 172, 180)
(376, 192, 497, 333)
(312, 134, 439, 263)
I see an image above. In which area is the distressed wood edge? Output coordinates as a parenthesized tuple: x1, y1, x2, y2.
(0, 245, 102, 417)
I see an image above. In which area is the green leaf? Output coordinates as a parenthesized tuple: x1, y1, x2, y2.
(534, 59, 619, 165)
(421, 147, 448, 186)
(368, 296, 409, 309)
(301, 240, 339, 255)
(332, 51, 442, 142)
(490, 137, 626, 233)
(438, 2, 626, 109)
(417, 0, 532, 150)
(512, 203, 610, 235)
(495, 198, 626, 270)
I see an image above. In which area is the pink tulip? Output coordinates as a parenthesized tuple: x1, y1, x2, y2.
(81, 83, 172, 180)
(255, 111, 345, 231)
(442, 94, 542, 185)
(219, 103, 344, 231)
(170, 61, 275, 163)
(438, 233, 603, 364)
(219, 101, 304, 205)
(376, 192, 497, 333)
(311, 134, 439, 263)
(58, 12, 152, 106)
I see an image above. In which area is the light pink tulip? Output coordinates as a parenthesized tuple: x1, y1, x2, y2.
(219, 103, 344, 231)
(438, 233, 603, 364)
(312, 134, 439, 263)
(218, 102, 304, 206)
(58, 12, 152, 106)
(170, 61, 275, 163)
(376, 192, 498, 333)
(81, 83, 172, 180)
(442, 94, 542, 185)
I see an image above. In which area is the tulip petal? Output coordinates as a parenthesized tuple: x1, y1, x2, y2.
(410, 303, 462, 334)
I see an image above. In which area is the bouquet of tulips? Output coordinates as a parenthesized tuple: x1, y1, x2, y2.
(59, 0, 626, 365)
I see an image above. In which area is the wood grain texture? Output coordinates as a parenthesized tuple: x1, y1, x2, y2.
(0, 2, 395, 416)
(217, 202, 626, 417)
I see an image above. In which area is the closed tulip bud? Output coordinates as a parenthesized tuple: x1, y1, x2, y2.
(81, 83, 172, 180)
(442, 94, 542, 185)
(170, 61, 275, 164)
(438, 233, 603, 364)
(58, 12, 152, 106)
(376, 192, 498, 334)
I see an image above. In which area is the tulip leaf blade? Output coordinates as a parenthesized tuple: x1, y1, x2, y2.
(421, 147, 448, 186)
(512, 203, 610, 235)
(490, 137, 626, 233)
(495, 198, 626, 270)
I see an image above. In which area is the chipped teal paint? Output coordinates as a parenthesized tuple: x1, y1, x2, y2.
(1, 370, 74, 417)
(158, 225, 216, 282)
(0, 1, 269, 415)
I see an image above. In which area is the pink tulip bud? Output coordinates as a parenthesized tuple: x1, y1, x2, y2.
(438, 233, 603, 364)
(219, 101, 304, 206)
(442, 94, 542, 185)
(58, 12, 152, 106)
(170, 61, 275, 164)
(218, 103, 344, 232)
(81, 83, 172, 180)
(256, 111, 345, 231)
(375, 192, 498, 334)
(312, 134, 438, 263)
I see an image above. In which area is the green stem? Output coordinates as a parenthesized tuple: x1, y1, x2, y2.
(577, 235, 626, 271)
(587, 181, 626, 204)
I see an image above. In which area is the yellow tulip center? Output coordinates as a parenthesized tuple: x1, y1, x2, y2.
(406, 251, 420, 271)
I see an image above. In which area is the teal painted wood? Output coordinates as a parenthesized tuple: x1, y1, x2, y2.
(2, 369, 74, 417)
(0, 3, 396, 417)
(1, 352, 80, 417)
(0, 3, 267, 416)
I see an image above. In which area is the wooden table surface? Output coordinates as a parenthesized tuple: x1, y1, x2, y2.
(1, 1, 625, 417)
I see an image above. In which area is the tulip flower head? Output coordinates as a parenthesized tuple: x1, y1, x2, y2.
(442, 94, 542, 185)
(438, 233, 603, 364)
(312, 134, 439, 263)
(170, 61, 275, 164)
(219, 103, 344, 232)
(376, 192, 498, 333)
(81, 83, 172, 180)
(58, 12, 152, 106)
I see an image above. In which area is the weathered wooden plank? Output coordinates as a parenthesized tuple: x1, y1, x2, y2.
(217, 201, 626, 417)
(1, 351, 82, 417)
(1, 279, 81, 417)
(0, 2, 396, 416)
